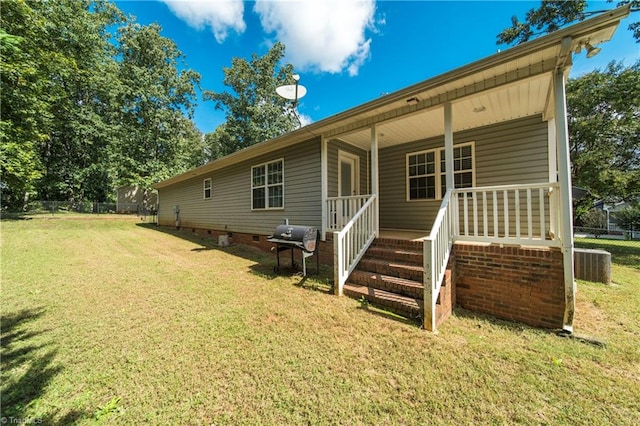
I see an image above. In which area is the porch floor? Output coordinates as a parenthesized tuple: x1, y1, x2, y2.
(378, 229, 429, 241)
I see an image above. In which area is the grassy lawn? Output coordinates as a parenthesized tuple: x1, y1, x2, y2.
(2, 216, 639, 424)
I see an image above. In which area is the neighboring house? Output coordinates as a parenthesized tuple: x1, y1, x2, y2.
(597, 198, 640, 237)
(116, 185, 157, 214)
(154, 8, 629, 332)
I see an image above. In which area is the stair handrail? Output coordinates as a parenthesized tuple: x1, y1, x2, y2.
(423, 188, 456, 331)
(326, 194, 371, 231)
(333, 194, 377, 296)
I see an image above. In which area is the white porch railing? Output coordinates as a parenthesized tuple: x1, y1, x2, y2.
(453, 182, 561, 247)
(423, 182, 561, 332)
(423, 189, 456, 332)
(333, 195, 377, 296)
(326, 195, 371, 231)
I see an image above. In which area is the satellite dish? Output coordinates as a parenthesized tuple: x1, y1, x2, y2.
(276, 73, 307, 107)
(276, 74, 307, 127)
(276, 84, 307, 101)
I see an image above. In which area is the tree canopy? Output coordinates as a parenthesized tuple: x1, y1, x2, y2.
(567, 61, 640, 202)
(203, 42, 299, 161)
(0, 0, 204, 210)
(497, 0, 640, 45)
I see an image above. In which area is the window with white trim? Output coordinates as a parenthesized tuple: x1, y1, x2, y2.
(407, 151, 436, 200)
(407, 142, 474, 201)
(252, 159, 284, 209)
(203, 178, 212, 199)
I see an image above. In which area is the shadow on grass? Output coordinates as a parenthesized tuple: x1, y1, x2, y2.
(451, 307, 561, 334)
(0, 212, 33, 221)
(291, 275, 334, 294)
(137, 223, 335, 286)
(0, 308, 91, 424)
(137, 223, 241, 250)
(136, 223, 220, 250)
(356, 301, 422, 328)
(453, 307, 524, 330)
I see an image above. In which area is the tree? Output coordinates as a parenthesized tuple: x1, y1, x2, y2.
(1, 1, 51, 210)
(203, 124, 234, 162)
(497, 1, 640, 45)
(1, 1, 205, 209)
(0, 24, 44, 209)
(1, 0, 126, 208)
(567, 61, 640, 202)
(114, 22, 202, 190)
(203, 42, 299, 155)
(614, 204, 640, 232)
(582, 209, 608, 237)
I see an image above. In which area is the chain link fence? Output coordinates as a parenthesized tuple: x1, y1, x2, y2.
(574, 226, 639, 244)
(19, 200, 157, 222)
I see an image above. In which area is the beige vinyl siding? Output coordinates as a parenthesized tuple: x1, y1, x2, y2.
(379, 141, 442, 230)
(379, 115, 549, 230)
(471, 115, 549, 187)
(158, 138, 322, 234)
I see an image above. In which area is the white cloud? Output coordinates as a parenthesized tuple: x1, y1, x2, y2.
(254, 0, 377, 76)
(297, 112, 313, 127)
(160, 0, 246, 43)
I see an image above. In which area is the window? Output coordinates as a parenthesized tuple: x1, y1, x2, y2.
(203, 178, 212, 199)
(439, 144, 474, 197)
(407, 151, 436, 200)
(407, 142, 474, 201)
(252, 159, 284, 209)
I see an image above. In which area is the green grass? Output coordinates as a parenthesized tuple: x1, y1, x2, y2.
(2, 216, 639, 424)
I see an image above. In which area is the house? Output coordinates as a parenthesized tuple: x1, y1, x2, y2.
(116, 185, 157, 214)
(597, 198, 640, 238)
(154, 7, 630, 332)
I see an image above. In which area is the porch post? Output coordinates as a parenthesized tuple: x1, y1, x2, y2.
(444, 102, 454, 190)
(554, 66, 576, 333)
(547, 119, 559, 240)
(321, 135, 328, 241)
(371, 125, 379, 234)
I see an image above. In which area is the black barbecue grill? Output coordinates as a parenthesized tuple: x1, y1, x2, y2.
(267, 224, 320, 276)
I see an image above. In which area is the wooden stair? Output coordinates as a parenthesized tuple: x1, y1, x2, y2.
(343, 238, 426, 322)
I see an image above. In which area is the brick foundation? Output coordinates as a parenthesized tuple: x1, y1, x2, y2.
(454, 243, 565, 329)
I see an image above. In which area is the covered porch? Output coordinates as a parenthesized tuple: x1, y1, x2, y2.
(315, 8, 627, 332)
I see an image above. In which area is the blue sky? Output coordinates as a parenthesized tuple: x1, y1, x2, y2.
(115, 1, 639, 135)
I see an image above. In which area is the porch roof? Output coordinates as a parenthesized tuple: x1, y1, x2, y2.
(326, 7, 627, 149)
(154, 6, 628, 189)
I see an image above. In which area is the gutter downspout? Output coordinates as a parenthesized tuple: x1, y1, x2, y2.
(554, 37, 576, 333)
